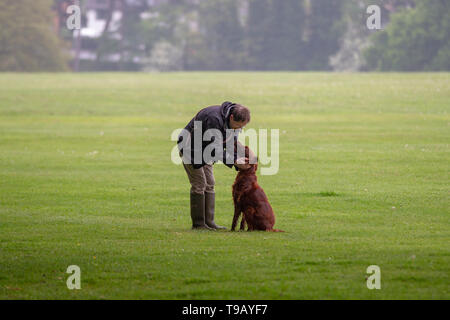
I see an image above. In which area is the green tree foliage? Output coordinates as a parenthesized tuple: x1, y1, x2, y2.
(305, 0, 343, 70)
(0, 0, 68, 71)
(263, 0, 305, 70)
(34, 0, 448, 72)
(329, 0, 371, 72)
(194, 0, 245, 70)
(139, 0, 195, 70)
(246, 0, 305, 70)
(246, 0, 270, 70)
(364, 0, 450, 71)
(246, 0, 340, 70)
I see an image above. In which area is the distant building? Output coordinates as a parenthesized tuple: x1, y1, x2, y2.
(80, 0, 169, 38)
(54, 0, 169, 70)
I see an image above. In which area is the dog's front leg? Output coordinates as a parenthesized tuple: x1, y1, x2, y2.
(231, 204, 242, 231)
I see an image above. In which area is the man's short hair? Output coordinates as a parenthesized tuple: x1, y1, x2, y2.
(232, 104, 250, 123)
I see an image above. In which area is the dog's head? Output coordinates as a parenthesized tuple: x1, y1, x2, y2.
(240, 146, 258, 173)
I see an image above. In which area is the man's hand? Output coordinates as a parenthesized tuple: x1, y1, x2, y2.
(235, 157, 251, 170)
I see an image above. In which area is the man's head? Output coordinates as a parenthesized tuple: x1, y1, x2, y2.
(229, 104, 250, 130)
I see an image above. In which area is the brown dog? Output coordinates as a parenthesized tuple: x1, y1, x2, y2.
(231, 147, 283, 232)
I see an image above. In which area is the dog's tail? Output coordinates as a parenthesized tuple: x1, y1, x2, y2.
(270, 229, 284, 232)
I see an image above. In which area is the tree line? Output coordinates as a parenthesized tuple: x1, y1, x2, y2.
(0, 0, 448, 72)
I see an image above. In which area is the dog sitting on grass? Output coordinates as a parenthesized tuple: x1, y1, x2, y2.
(231, 146, 283, 232)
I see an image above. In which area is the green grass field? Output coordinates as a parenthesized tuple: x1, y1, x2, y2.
(0, 72, 448, 299)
